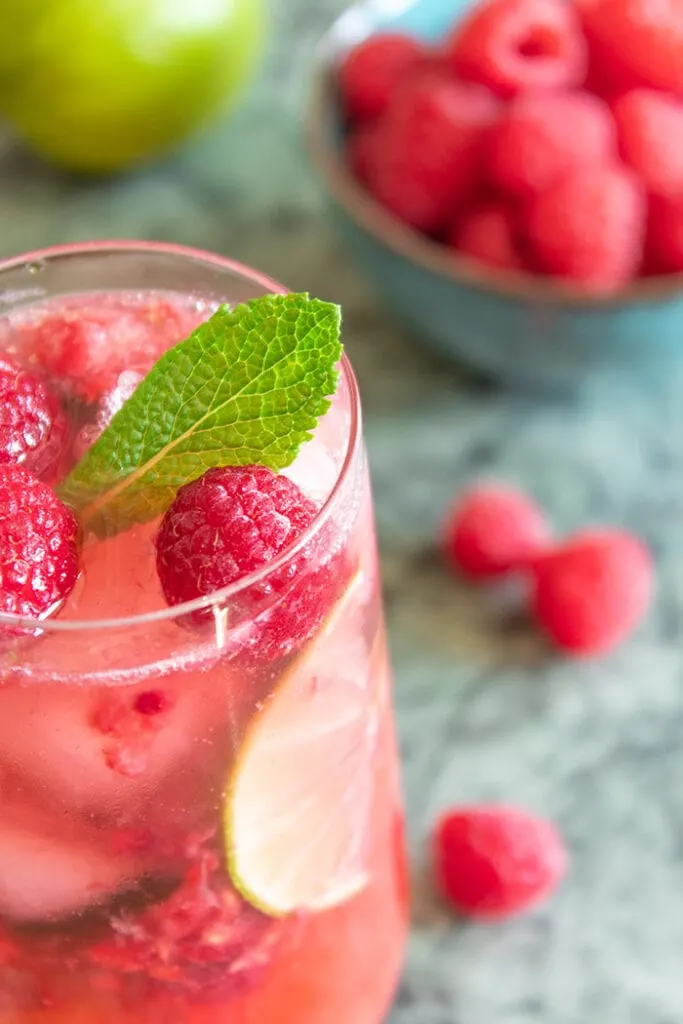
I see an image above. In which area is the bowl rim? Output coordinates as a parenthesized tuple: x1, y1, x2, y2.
(305, 0, 683, 309)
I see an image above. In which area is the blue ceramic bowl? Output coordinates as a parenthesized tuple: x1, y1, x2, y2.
(305, 0, 683, 390)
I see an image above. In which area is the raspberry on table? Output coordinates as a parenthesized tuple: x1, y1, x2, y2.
(0, 356, 67, 479)
(156, 465, 343, 659)
(613, 90, 683, 199)
(0, 465, 80, 628)
(368, 76, 500, 234)
(580, 0, 683, 94)
(488, 91, 616, 200)
(526, 164, 646, 292)
(529, 528, 653, 656)
(450, 203, 524, 271)
(338, 32, 427, 123)
(445, 0, 587, 97)
(647, 193, 683, 274)
(433, 805, 567, 919)
(443, 483, 550, 580)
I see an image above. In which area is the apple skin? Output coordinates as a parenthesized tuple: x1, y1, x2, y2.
(0, 0, 265, 173)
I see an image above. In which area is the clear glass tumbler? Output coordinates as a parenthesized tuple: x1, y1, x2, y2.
(0, 242, 408, 1024)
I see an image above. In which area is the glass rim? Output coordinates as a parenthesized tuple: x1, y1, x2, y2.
(0, 240, 362, 633)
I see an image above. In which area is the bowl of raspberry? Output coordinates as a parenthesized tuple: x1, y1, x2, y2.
(306, 0, 683, 390)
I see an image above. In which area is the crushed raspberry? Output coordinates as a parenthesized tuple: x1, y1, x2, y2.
(443, 483, 550, 580)
(0, 356, 67, 479)
(88, 846, 294, 998)
(433, 805, 567, 919)
(445, 0, 587, 97)
(613, 90, 683, 199)
(156, 465, 345, 660)
(580, 0, 683, 94)
(526, 164, 646, 292)
(488, 91, 616, 199)
(134, 690, 172, 716)
(22, 297, 203, 404)
(368, 76, 500, 233)
(647, 193, 683, 274)
(338, 32, 427, 123)
(0, 465, 79, 628)
(91, 689, 177, 777)
(529, 528, 653, 656)
(450, 202, 523, 270)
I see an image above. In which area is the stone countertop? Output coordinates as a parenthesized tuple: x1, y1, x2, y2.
(1, 2, 683, 1021)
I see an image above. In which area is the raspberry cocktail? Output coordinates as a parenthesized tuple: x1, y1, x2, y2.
(0, 242, 407, 1023)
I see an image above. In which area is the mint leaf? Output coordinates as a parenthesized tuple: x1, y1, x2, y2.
(59, 293, 342, 535)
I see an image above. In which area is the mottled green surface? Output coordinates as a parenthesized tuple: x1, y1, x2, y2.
(1, 2, 683, 1022)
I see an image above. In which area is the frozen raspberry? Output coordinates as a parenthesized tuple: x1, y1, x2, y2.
(156, 465, 343, 658)
(450, 202, 523, 270)
(580, 0, 683, 94)
(0, 356, 67, 479)
(613, 90, 683, 199)
(0, 465, 79, 628)
(338, 32, 427, 123)
(647, 193, 683, 274)
(433, 805, 567, 919)
(488, 91, 616, 200)
(527, 164, 645, 292)
(446, 0, 587, 97)
(25, 298, 199, 404)
(348, 125, 379, 186)
(443, 484, 550, 580)
(529, 528, 653, 656)
(368, 77, 500, 234)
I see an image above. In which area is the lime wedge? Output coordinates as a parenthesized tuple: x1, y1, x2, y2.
(225, 570, 381, 917)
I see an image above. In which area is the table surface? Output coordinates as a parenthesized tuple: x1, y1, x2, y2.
(1, 3, 683, 1021)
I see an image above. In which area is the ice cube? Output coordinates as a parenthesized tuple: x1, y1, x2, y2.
(0, 805, 141, 922)
(282, 438, 338, 503)
(0, 674, 230, 822)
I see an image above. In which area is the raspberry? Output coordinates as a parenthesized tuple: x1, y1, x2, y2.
(89, 845, 292, 999)
(613, 90, 683, 199)
(0, 465, 79, 628)
(446, 0, 587, 97)
(338, 33, 427, 123)
(368, 77, 499, 234)
(647, 193, 683, 273)
(488, 91, 616, 200)
(443, 484, 549, 580)
(527, 164, 646, 291)
(450, 203, 523, 270)
(348, 125, 379, 186)
(529, 528, 653, 656)
(0, 356, 67, 479)
(581, 0, 683, 94)
(24, 298, 199, 404)
(433, 805, 567, 920)
(156, 465, 342, 659)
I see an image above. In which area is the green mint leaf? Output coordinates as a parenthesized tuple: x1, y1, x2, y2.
(59, 293, 342, 535)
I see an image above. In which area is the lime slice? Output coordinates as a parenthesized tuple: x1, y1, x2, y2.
(225, 570, 381, 917)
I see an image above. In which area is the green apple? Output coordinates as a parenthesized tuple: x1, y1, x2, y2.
(0, 0, 264, 173)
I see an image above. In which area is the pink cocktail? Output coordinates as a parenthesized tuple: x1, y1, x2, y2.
(0, 242, 408, 1023)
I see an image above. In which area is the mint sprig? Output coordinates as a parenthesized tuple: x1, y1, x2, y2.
(59, 293, 342, 535)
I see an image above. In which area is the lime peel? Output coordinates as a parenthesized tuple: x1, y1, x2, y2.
(224, 569, 380, 918)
